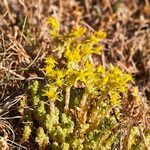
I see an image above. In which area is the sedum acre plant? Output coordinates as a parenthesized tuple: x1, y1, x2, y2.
(19, 18, 149, 150)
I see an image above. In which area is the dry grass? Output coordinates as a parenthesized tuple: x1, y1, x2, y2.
(0, 0, 149, 149)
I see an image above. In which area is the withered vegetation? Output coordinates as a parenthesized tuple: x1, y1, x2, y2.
(0, 0, 149, 149)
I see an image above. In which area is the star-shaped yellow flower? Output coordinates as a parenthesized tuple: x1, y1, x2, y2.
(43, 85, 58, 101)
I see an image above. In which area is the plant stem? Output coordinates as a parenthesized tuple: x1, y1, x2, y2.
(80, 93, 88, 124)
(80, 93, 88, 108)
(64, 86, 71, 111)
(50, 101, 55, 114)
(50, 101, 55, 123)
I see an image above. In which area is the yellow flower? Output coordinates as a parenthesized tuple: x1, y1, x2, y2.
(55, 69, 65, 86)
(43, 85, 58, 101)
(75, 60, 96, 85)
(65, 46, 82, 62)
(95, 30, 107, 39)
(75, 69, 87, 83)
(46, 17, 59, 30)
(85, 60, 93, 70)
(46, 17, 60, 37)
(44, 56, 58, 76)
(69, 27, 86, 37)
(65, 67, 77, 86)
(45, 56, 57, 67)
(45, 65, 53, 76)
(97, 65, 105, 74)
(93, 46, 103, 55)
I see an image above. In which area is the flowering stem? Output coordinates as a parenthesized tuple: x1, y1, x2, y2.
(79, 93, 88, 123)
(50, 101, 55, 114)
(64, 86, 71, 111)
(80, 93, 88, 108)
(50, 101, 55, 122)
